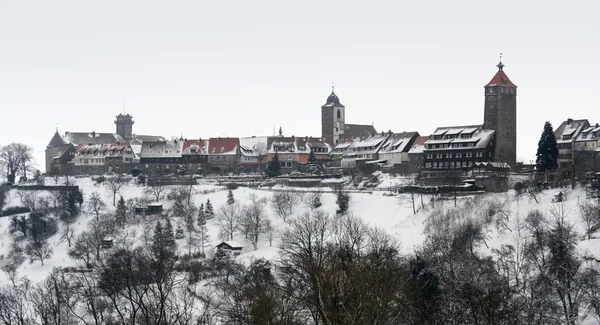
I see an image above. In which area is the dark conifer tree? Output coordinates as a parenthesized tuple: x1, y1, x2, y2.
(164, 218, 176, 252)
(227, 189, 235, 205)
(536, 121, 559, 179)
(175, 223, 185, 239)
(152, 221, 164, 257)
(307, 149, 318, 174)
(115, 196, 128, 229)
(205, 199, 214, 216)
(336, 190, 350, 215)
(268, 151, 281, 177)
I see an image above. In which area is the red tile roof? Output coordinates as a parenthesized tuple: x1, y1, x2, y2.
(182, 139, 209, 155)
(208, 137, 239, 155)
(485, 69, 517, 87)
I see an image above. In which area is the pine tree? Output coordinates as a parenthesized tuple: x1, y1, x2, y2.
(205, 199, 214, 216)
(536, 121, 559, 180)
(164, 218, 176, 253)
(268, 151, 281, 177)
(198, 213, 210, 256)
(336, 190, 350, 215)
(152, 221, 164, 257)
(307, 149, 318, 174)
(115, 196, 128, 229)
(175, 223, 185, 239)
(198, 203, 205, 219)
(227, 189, 235, 205)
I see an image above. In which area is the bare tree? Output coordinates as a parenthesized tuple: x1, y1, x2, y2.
(104, 174, 129, 206)
(265, 218, 276, 247)
(59, 223, 75, 247)
(146, 178, 168, 202)
(0, 143, 33, 183)
(87, 192, 106, 221)
(216, 202, 242, 241)
(243, 194, 269, 250)
(254, 142, 268, 165)
(17, 190, 39, 212)
(25, 241, 53, 266)
(302, 192, 322, 211)
(270, 190, 302, 222)
(579, 201, 600, 240)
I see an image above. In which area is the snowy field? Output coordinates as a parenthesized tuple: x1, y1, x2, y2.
(1, 176, 600, 324)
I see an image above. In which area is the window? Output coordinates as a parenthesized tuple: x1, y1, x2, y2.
(456, 153, 462, 158)
(466, 152, 473, 158)
(445, 153, 452, 158)
(337, 109, 341, 119)
(425, 162, 432, 168)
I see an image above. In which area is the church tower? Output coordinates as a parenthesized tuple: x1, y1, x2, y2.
(115, 113, 134, 139)
(321, 87, 346, 145)
(484, 58, 517, 169)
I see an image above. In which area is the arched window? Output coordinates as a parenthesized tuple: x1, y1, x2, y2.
(336, 109, 341, 119)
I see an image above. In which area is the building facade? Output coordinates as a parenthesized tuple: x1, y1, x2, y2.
(321, 88, 376, 145)
(421, 125, 496, 184)
(483, 60, 517, 169)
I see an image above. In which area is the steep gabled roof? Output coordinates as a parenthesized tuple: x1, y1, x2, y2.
(345, 124, 376, 138)
(408, 136, 430, 154)
(208, 137, 239, 155)
(48, 131, 65, 147)
(485, 61, 517, 87)
(182, 139, 209, 155)
(554, 119, 590, 144)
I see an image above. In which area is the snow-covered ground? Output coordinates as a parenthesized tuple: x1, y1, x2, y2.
(1, 176, 599, 302)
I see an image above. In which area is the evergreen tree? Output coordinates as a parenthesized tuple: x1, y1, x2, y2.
(307, 149, 318, 174)
(268, 151, 281, 177)
(197, 213, 210, 256)
(227, 189, 235, 205)
(152, 221, 164, 257)
(198, 203, 205, 219)
(205, 199, 214, 216)
(115, 196, 128, 229)
(536, 121, 559, 179)
(336, 190, 350, 215)
(175, 223, 185, 239)
(164, 218, 176, 252)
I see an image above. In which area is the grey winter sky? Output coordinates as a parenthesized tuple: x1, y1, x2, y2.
(1, 0, 599, 171)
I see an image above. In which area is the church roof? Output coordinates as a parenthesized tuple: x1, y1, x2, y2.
(485, 61, 517, 87)
(345, 124, 376, 138)
(48, 131, 65, 147)
(321, 90, 345, 108)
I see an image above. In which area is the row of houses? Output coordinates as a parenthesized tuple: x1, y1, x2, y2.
(553, 118, 600, 182)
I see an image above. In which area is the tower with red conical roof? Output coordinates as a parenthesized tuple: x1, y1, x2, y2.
(484, 58, 517, 169)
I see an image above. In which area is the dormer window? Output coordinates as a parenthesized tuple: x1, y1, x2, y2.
(563, 135, 571, 140)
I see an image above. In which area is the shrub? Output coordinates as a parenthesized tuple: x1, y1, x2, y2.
(226, 183, 239, 190)
(94, 176, 106, 184)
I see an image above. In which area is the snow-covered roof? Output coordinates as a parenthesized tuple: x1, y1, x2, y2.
(343, 132, 391, 157)
(208, 137, 239, 156)
(217, 241, 243, 249)
(139, 140, 184, 158)
(268, 136, 331, 155)
(240, 136, 268, 157)
(424, 125, 494, 150)
(182, 139, 209, 155)
(75, 143, 133, 159)
(408, 136, 429, 154)
(379, 131, 419, 154)
(554, 119, 589, 144)
(575, 124, 600, 142)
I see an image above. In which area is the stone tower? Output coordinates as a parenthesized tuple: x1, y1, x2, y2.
(484, 59, 517, 169)
(45, 129, 65, 173)
(321, 87, 346, 145)
(115, 113, 134, 139)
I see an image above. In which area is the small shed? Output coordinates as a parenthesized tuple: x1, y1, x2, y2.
(146, 203, 163, 215)
(101, 237, 114, 249)
(216, 241, 243, 256)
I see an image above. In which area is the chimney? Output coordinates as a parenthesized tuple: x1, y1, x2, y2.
(567, 118, 573, 124)
(92, 131, 96, 138)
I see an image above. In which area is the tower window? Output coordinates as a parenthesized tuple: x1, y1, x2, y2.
(337, 109, 341, 119)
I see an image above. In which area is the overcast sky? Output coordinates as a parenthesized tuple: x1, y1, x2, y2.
(1, 0, 599, 170)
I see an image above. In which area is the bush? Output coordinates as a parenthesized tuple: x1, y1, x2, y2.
(94, 176, 106, 184)
(1, 206, 31, 216)
(226, 183, 239, 190)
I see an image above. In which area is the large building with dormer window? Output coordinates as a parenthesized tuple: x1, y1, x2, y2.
(421, 125, 496, 183)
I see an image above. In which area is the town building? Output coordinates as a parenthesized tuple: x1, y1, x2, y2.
(321, 87, 376, 145)
(267, 136, 332, 173)
(421, 125, 496, 184)
(483, 59, 517, 169)
(407, 136, 429, 175)
(378, 131, 420, 173)
(239, 136, 268, 173)
(139, 140, 184, 175)
(45, 113, 164, 174)
(554, 118, 590, 181)
(207, 137, 240, 173)
(181, 139, 209, 175)
(73, 142, 137, 175)
(339, 132, 392, 170)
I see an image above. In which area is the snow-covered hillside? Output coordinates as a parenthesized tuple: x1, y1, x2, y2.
(1, 176, 600, 324)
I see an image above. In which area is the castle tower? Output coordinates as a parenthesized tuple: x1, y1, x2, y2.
(321, 87, 345, 145)
(484, 58, 517, 169)
(115, 113, 134, 138)
(45, 129, 65, 173)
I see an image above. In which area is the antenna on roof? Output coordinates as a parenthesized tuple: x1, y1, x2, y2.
(331, 80, 335, 92)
